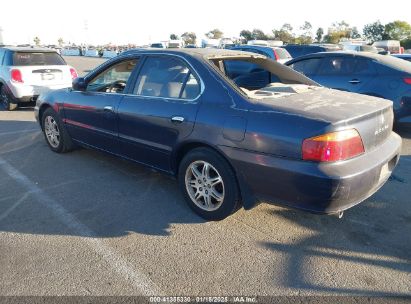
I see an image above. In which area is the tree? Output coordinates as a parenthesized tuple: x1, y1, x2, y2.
(363, 21, 385, 43)
(252, 29, 267, 40)
(240, 30, 253, 43)
(206, 29, 223, 39)
(300, 21, 312, 35)
(296, 21, 313, 44)
(58, 37, 64, 47)
(316, 27, 324, 42)
(350, 27, 361, 39)
(170, 34, 179, 40)
(323, 21, 352, 44)
(181, 32, 196, 45)
(33, 36, 40, 46)
(384, 20, 411, 41)
(273, 23, 295, 44)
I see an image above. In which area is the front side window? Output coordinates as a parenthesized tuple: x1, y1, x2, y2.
(87, 59, 138, 93)
(134, 57, 200, 100)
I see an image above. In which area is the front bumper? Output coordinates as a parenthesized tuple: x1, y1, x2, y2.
(221, 132, 402, 214)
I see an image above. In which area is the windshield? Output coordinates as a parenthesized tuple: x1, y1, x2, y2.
(12, 52, 66, 66)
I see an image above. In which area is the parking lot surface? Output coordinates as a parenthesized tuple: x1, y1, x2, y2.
(0, 56, 410, 296)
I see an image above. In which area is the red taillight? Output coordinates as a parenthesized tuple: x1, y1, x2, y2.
(404, 78, 411, 85)
(70, 68, 78, 79)
(302, 129, 365, 162)
(11, 69, 23, 83)
(272, 48, 279, 61)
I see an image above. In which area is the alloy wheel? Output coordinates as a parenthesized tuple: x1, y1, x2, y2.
(185, 160, 225, 211)
(44, 116, 61, 148)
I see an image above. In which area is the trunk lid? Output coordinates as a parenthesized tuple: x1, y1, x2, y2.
(245, 86, 393, 156)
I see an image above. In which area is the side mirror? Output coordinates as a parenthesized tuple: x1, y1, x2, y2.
(72, 77, 87, 91)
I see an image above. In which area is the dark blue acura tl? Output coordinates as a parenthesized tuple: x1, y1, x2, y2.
(35, 49, 402, 220)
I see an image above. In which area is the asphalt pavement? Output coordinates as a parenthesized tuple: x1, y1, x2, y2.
(0, 56, 410, 297)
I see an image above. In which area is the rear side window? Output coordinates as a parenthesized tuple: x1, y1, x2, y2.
(317, 57, 356, 75)
(12, 52, 66, 66)
(274, 48, 292, 59)
(134, 56, 200, 100)
(291, 58, 321, 76)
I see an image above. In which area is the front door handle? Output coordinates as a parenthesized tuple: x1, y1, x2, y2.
(171, 116, 185, 123)
(104, 106, 114, 112)
(349, 79, 361, 84)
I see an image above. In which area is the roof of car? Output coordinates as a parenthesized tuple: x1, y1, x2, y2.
(393, 53, 411, 57)
(121, 48, 266, 59)
(289, 51, 411, 73)
(0, 46, 57, 53)
(290, 51, 391, 61)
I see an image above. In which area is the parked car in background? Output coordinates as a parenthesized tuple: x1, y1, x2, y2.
(231, 45, 292, 64)
(168, 40, 184, 48)
(373, 40, 403, 54)
(219, 38, 235, 49)
(150, 42, 165, 48)
(35, 49, 401, 220)
(0, 47, 77, 110)
(342, 44, 379, 53)
(282, 44, 342, 59)
(247, 40, 269, 46)
(287, 51, 411, 121)
(393, 54, 411, 63)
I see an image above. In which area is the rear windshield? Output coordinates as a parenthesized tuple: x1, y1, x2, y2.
(12, 52, 66, 66)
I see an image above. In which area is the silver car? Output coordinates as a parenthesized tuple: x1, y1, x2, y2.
(0, 47, 77, 110)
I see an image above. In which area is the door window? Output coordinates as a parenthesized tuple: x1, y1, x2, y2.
(354, 59, 377, 76)
(317, 57, 356, 75)
(133, 57, 200, 100)
(291, 58, 321, 76)
(87, 59, 138, 93)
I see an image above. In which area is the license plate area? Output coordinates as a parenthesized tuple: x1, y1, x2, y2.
(41, 73, 56, 81)
(378, 155, 397, 184)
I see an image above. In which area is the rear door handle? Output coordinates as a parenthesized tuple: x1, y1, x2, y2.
(349, 79, 361, 84)
(103, 106, 114, 112)
(171, 116, 185, 123)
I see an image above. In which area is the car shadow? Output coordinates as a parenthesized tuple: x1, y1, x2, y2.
(259, 154, 411, 296)
(0, 120, 205, 238)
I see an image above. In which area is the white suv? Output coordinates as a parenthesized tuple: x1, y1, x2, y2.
(0, 47, 77, 110)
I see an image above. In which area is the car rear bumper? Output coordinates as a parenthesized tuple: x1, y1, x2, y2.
(8, 82, 72, 101)
(220, 132, 402, 214)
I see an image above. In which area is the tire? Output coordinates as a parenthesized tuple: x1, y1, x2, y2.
(178, 147, 241, 221)
(0, 85, 18, 111)
(42, 108, 74, 153)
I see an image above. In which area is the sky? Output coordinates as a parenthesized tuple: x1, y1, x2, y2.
(1, 0, 410, 46)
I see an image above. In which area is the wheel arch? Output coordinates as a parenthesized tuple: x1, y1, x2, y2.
(173, 141, 257, 210)
(38, 103, 53, 129)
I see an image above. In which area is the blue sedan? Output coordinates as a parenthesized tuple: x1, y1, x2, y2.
(286, 52, 411, 122)
(35, 49, 401, 220)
